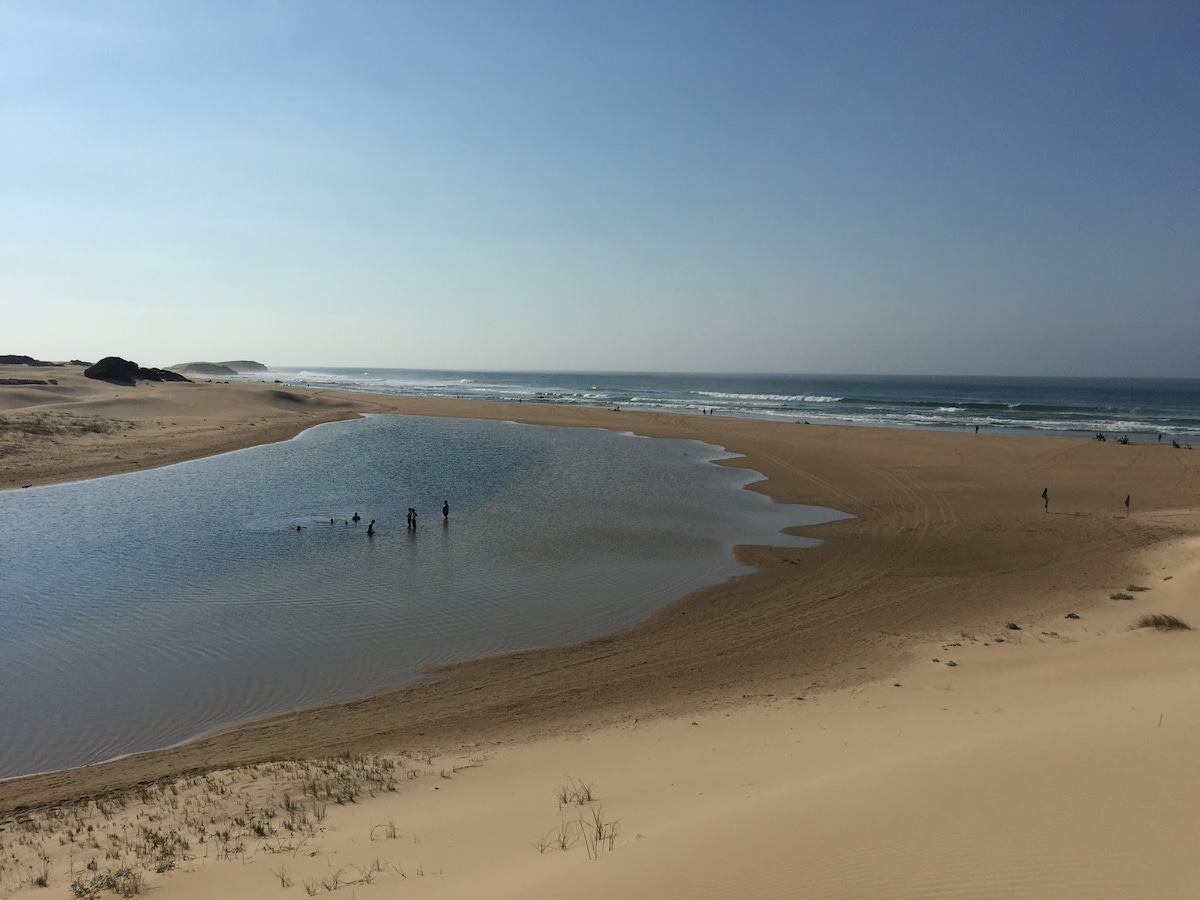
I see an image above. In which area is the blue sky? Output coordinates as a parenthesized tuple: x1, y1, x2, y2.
(3, 1, 1198, 375)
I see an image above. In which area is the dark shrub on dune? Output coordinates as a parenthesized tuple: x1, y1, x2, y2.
(84, 357, 139, 384)
(84, 357, 190, 385)
(0, 355, 63, 367)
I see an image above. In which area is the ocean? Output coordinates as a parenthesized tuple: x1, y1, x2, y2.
(239, 369, 1200, 439)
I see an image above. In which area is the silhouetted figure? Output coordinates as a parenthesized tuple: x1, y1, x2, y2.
(1125, 494, 1131, 517)
(975, 424, 979, 434)
(367, 519, 375, 536)
(352, 512, 361, 522)
(296, 525, 303, 531)
(1041, 487, 1049, 512)
(442, 499, 450, 521)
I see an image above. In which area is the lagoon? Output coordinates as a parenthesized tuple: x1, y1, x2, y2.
(0, 415, 846, 778)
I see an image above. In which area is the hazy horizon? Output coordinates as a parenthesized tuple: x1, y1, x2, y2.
(4, 2, 1198, 378)
(19, 357, 1200, 384)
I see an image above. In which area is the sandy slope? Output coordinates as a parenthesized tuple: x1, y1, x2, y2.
(4, 544, 1196, 899)
(2, 365, 1199, 897)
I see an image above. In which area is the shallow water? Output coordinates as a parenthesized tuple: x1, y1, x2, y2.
(0, 416, 847, 778)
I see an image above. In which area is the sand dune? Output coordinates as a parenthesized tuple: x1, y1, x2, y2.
(0, 365, 364, 489)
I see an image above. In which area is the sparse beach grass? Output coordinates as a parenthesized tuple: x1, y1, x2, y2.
(0, 413, 130, 458)
(1130, 613, 1192, 631)
(0, 752, 459, 898)
(533, 779, 619, 859)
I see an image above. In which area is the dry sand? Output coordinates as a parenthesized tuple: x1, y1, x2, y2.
(2, 364, 1199, 897)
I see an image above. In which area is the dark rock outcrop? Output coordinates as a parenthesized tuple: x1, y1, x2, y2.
(83, 357, 191, 385)
(0, 355, 63, 367)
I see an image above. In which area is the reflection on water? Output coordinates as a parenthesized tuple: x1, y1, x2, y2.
(0, 416, 847, 778)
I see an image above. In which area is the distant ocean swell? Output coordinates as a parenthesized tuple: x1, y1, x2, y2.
(240, 369, 1200, 438)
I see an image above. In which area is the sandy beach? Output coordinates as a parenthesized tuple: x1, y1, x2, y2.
(2, 364, 1199, 898)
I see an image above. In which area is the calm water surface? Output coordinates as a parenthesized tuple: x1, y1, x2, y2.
(0, 416, 846, 778)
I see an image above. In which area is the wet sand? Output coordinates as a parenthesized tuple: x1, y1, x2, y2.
(2, 365, 1199, 897)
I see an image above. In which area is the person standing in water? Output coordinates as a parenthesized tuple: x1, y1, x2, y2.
(367, 519, 375, 536)
(442, 499, 450, 521)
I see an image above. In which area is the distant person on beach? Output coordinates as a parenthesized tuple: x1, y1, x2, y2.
(367, 519, 375, 536)
(1125, 494, 1131, 516)
(443, 499, 450, 520)
(975, 425, 979, 433)
(1041, 487, 1049, 512)
(352, 512, 361, 522)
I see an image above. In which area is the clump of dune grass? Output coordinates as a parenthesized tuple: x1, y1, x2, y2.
(555, 777, 595, 808)
(69, 866, 143, 898)
(1125, 584, 1150, 592)
(1110, 592, 1134, 601)
(534, 778, 619, 859)
(1130, 613, 1192, 631)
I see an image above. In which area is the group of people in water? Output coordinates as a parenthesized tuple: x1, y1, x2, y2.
(295, 500, 450, 536)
